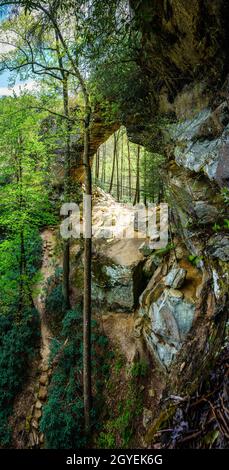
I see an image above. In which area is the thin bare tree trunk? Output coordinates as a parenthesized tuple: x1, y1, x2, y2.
(95, 148, 100, 182)
(61, 74, 71, 310)
(116, 136, 120, 202)
(101, 143, 106, 184)
(109, 132, 117, 194)
(62, 83, 71, 310)
(55, 33, 71, 310)
(133, 145, 140, 205)
(144, 148, 147, 206)
(56, 20, 92, 437)
(17, 1, 93, 438)
(83, 96, 92, 436)
(97, 148, 100, 180)
(120, 131, 123, 200)
(127, 138, 132, 199)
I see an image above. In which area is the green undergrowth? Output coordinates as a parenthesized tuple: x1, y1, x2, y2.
(40, 306, 112, 449)
(45, 267, 65, 335)
(0, 228, 42, 447)
(96, 357, 147, 449)
(0, 308, 40, 446)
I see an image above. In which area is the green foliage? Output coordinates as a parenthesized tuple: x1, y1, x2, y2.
(97, 353, 146, 449)
(97, 380, 144, 449)
(114, 356, 125, 374)
(130, 360, 149, 378)
(212, 222, 221, 232)
(212, 219, 229, 232)
(40, 307, 85, 449)
(0, 229, 42, 313)
(40, 307, 110, 449)
(93, 128, 165, 204)
(0, 307, 40, 446)
(220, 187, 229, 205)
(45, 272, 65, 335)
(0, 93, 55, 447)
(156, 243, 175, 257)
(97, 431, 116, 449)
(188, 254, 203, 267)
(0, 96, 57, 232)
(113, 395, 141, 446)
(223, 219, 229, 229)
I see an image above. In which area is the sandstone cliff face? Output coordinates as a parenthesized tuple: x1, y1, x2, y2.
(124, 0, 229, 443)
(66, 1, 229, 446)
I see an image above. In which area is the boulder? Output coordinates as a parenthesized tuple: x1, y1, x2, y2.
(87, 189, 147, 312)
(39, 373, 48, 386)
(31, 418, 39, 430)
(146, 288, 195, 368)
(91, 251, 145, 312)
(164, 267, 187, 288)
(35, 400, 42, 410)
(38, 386, 47, 401)
(194, 201, 218, 224)
(207, 234, 229, 261)
(34, 409, 42, 420)
(171, 108, 229, 182)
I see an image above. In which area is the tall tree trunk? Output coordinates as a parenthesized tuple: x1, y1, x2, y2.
(158, 180, 164, 203)
(83, 96, 92, 435)
(116, 136, 120, 202)
(133, 145, 140, 205)
(120, 131, 124, 200)
(53, 21, 92, 436)
(56, 34, 71, 311)
(102, 142, 106, 184)
(109, 132, 117, 194)
(144, 148, 147, 206)
(62, 76, 71, 311)
(127, 138, 132, 199)
(95, 148, 100, 181)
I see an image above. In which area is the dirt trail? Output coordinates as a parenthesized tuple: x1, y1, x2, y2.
(9, 229, 57, 448)
(33, 229, 56, 367)
(26, 228, 58, 447)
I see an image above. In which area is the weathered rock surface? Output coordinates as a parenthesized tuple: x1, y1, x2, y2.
(124, 5, 229, 420)
(138, 253, 198, 369)
(170, 108, 229, 183)
(74, 188, 149, 311)
(164, 266, 186, 289)
(64, 0, 229, 448)
(143, 408, 153, 428)
(207, 234, 229, 261)
(146, 288, 195, 367)
(38, 385, 47, 401)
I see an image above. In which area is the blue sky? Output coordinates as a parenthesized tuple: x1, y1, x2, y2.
(0, 11, 9, 90)
(0, 69, 10, 88)
(0, 60, 36, 96)
(0, 10, 36, 96)
(0, 12, 14, 94)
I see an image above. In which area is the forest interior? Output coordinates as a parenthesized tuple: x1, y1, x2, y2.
(0, 0, 228, 456)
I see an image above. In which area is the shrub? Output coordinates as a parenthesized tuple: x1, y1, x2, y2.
(221, 187, 229, 206)
(45, 284, 65, 334)
(0, 307, 40, 446)
(45, 269, 65, 334)
(130, 360, 149, 378)
(40, 307, 110, 449)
